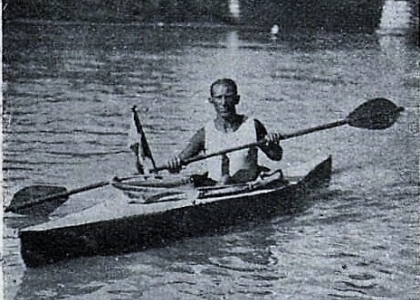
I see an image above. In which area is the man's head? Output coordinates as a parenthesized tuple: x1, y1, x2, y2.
(208, 78, 240, 118)
(210, 78, 238, 97)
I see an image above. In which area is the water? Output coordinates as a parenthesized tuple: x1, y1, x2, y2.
(2, 14, 419, 300)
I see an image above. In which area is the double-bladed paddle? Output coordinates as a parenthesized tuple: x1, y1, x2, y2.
(4, 98, 403, 215)
(152, 98, 404, 171)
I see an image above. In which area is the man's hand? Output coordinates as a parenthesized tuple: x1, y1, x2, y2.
(259, 132, 283, 161)
(264, 132, 283, 145)
(166, 156, 183, 173)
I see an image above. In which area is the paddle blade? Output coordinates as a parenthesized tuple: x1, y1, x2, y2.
(347, 98, 404, 130)
(6, 185, 68, 216)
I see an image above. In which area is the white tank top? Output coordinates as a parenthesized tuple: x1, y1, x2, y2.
(204, 116, 258, 183)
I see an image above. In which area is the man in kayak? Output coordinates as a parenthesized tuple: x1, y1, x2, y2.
(166, 78, 283, 185)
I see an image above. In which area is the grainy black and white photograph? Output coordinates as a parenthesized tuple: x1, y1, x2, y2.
(2, 1, 419, 299)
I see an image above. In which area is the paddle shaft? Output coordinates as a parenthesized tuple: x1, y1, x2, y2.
(152, 119, 349, 172)
(5, 181, 109, 213)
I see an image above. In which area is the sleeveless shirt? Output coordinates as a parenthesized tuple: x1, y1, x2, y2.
(204, 116, 258, 183)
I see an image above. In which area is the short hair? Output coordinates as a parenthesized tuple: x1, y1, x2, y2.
(210, 78, 238, 96)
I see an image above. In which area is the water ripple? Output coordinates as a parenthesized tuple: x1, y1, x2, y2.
(3, 21, 419, 300)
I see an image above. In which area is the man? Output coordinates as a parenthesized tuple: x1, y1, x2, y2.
(166, 78, 283, 185)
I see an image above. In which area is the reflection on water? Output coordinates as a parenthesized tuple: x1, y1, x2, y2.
(3, 12, 419, 300)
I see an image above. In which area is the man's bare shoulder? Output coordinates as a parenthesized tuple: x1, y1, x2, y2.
(254, 118, 268, 139)
(191, 127, 205, 143)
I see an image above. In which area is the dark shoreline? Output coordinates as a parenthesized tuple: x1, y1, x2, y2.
(3, 0, 384, 33)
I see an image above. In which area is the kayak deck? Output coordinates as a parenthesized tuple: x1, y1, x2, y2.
(112, 168, 287, 203)
(19, 155, 332, 267)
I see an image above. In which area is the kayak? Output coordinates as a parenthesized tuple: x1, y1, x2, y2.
(19, 155, 332, 267)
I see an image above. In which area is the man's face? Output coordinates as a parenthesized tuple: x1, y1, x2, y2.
(209, 84, 240, 118)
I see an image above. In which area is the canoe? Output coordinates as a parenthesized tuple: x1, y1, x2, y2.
(19, 155, 332, 267)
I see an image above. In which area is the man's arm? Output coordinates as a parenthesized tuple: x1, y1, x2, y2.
(166, 127, 205, 172)
(254, 119, 283, 161)
(178, 127, 205, 160)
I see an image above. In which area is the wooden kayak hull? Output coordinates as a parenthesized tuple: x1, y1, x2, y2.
(19, 155, 332, 267)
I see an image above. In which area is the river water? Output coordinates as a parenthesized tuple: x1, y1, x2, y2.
(2, 13, 419, 300)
